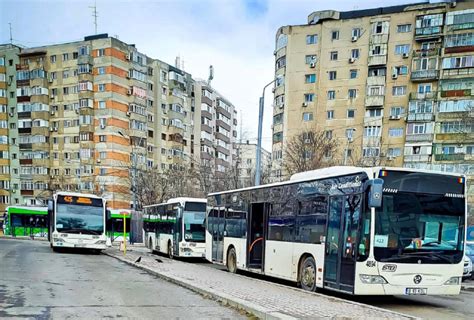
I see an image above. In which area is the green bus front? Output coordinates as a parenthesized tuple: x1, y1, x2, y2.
(4, 206, 48, 237)
(106, 210, 131, 243)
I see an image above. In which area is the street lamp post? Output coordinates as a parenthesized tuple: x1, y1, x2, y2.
(255, 76, 282, 186)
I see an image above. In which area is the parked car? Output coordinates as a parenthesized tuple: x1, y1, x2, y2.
(464, 257, 473, 281)
(466, 242, 474, 280)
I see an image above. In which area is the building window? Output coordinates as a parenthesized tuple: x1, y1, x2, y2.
(389, 128, 404, 137)
(348, 89, 357, 99)
(305, 74, 316, 83)
(394, 65, 408, 75)
(98, 84, 105, 92)
(331, 30, 339, 40)
(328, 71, 337, 80)
(327, 110, 334, 119)
(98, 101, 106, 109)
(303, 112, 313, 121)
(351, 49, 360, 59)
(395, 44, 410, 55)
(363, 148, 380, 157)
(50, 55, 56, 63)
(347, 109, 355, 118)
(350, 69, 358, 79)
(62, 53, 69, 61)
(99, 152, 107, 159)
(366, 109, 382, 117)
(306, 34, 318, 44)
(327, 90, 335, 100)
(98, 67, 106, 75)
(397, 24, 412, 33)
(392, 86, 407, 96)
(99, 135, 106, 142)
(304, 93, 314, 102)
(364, 126, 381, 137)
(352, 28, 361, 38)
(330, 51, 338, 60)
(390, 106, 403, 117)
(98, 49, 105, 57)
(305, 55, 317, 64)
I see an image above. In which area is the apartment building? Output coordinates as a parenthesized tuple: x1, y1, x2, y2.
(0, 34, 238, 212)
(235, 142, 272, 188)
(193, 80, 238, 178)
(271, 1, 474, 209)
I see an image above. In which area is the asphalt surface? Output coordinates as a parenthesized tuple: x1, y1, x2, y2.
(0, 239, 246, 319)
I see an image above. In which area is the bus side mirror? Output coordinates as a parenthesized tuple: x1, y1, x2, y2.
(47, 199, 53, 213)
(368, 179, 384, 208)
(106, 209, 111, 220)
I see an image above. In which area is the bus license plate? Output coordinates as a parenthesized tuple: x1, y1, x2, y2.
(405, 288, 427, 295)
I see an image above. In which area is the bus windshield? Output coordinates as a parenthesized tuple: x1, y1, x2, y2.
(183, 205, 205, 242)
(374, 192, 464, 264)
(56, 203, 104, 235)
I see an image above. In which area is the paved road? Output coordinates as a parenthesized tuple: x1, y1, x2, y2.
(0, 239, 245, 319)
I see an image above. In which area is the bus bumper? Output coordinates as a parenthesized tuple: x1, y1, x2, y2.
(52, 237, 108, 250)
(179, 243, 206, 258)
(355, 282, 462, 295)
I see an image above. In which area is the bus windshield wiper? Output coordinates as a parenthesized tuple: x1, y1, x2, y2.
(380, 251, 454, 263)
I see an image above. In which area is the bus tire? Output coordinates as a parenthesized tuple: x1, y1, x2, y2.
(226, 247, 237, 273)
(167, 241, 173, 259)
(299, 256, 317, 292)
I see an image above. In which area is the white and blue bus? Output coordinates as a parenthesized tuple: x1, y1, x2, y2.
(144, 198, 207, 258)
(206, 166, 466, 295)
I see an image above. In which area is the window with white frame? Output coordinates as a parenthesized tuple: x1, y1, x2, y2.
(392, 86, 406, 96)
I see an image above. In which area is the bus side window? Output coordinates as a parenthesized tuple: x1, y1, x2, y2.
(357, 194, 371, 261)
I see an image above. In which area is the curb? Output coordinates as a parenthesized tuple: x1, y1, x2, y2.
(0, 236, 48, 242)
(104, 251, 416, 320)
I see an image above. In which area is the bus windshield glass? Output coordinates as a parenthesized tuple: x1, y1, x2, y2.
(183, 202, 206, 242)
(56, 195, 104, 235)
(375, 171, 465, 264)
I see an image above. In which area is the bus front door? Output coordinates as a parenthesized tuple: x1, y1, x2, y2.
(324, 195, 358, 293)
(211, 208, 225, 263)
(248, 203, 268, 270)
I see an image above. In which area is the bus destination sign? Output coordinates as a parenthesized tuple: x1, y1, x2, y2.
(57, 195, 103, 207)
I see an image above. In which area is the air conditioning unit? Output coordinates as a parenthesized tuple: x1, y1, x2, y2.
(304, 139, 311, 144)
(75, 109, 79, 114)
(310, 62, 316, 68)
(387, 156, 395, 160)
(100, 124, 106, 129)
(349, 57, 355, 64)
(8, 112, 14, 117)
(351, 36, 358, 42)
(50, 111, 55, 115)
(54, 127, 58, 132)
(50, 95, 55, 99)
(127, 89, 132, 95)
(347, 137, 353, 143)
(97, 159, 101, 163)
(125, 54, 131, 60)
(49, 78, 53, 83)
(402, 52, 409, 59)
(167, 155, 173, 159)
(50, 175, 55, 179)
(389, 115, 401, 120)
(126, 111, 131, 117)
(302, 102, 308, 107)
(392, 73, 398, 79)
(49, 127, 54, 132)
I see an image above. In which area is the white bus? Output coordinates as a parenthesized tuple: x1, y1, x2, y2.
(48, 192, 109, 252)
(206, 166, 467, 295)
(144, 197, 207, 258)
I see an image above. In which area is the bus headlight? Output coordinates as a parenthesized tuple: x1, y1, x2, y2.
(359, 274, 387, 284)
(95, 240, 106, 245)
(444, 277, 460, 285)
(55, 238, 65, 243)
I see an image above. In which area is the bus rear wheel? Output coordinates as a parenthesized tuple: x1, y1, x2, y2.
(299, 256, 317, 292)
(226, 247, 237, 273)
(167, 241, 173, 259)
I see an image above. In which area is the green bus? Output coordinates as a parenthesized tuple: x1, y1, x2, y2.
(4, 206, 49, 237)
(106, 209, 131, 243)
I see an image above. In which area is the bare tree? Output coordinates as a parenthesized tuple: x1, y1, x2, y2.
(283, 128, 338, 175)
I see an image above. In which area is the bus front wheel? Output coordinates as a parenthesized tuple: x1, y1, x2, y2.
(299, 256, 317, 292)
(226, 247, 237, 273)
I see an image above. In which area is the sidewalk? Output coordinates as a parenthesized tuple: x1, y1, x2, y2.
(0, 235, 48, 241)
(462, 279, 474, 292)
(104, 247, 414, 319)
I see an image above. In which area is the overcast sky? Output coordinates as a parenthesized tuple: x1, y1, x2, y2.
(1, 0, 425, 151)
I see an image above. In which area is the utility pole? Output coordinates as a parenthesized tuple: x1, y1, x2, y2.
(89, 1, 98, 35)
(9, 23, 13, 44)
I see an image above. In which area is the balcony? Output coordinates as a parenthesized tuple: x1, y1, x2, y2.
(403, 154, 432, 163)
(368, 55, 387, 66)
(412, 47, 441, 58)
(366, 76, 385, 86)
(442, 67, 474, 79)
(434, 154, 466, 162)
(405, 133, 434, 142)
(444, 45, 474, 54)
(440, 89, 471, 98)
(415, 26, 443, 40)
(409, 91, 438, 100)
(407, 113, 435, 122)
(410, 69, 439, 81)
(365, 95, 384, 107)
(77, 54, 93, 65)
(447, 22, 474, 32)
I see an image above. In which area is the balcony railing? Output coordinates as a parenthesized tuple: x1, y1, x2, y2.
(442, 67, 474, 78)
(407, 113, 434, 122)
(415, 26, 443, 38)
(412, 47, 441, 57)
(409, 91, 438, 100)
(403, 154, 432, 163)
(405, 133, 434, 142)
(365, 95, 384, 107)
(368, 55, 387, 66)
(410, 69, 439, 81)
(434, 154, 466, 161)
(447, 22, 474, 32)
(440, 89, 471, 98)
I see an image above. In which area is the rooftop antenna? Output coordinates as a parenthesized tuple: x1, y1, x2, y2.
(9, 22, 12, 44)
(89, 1, 98, 34)
(208, 65, 214, 86)
(175, 56, 181, 68)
